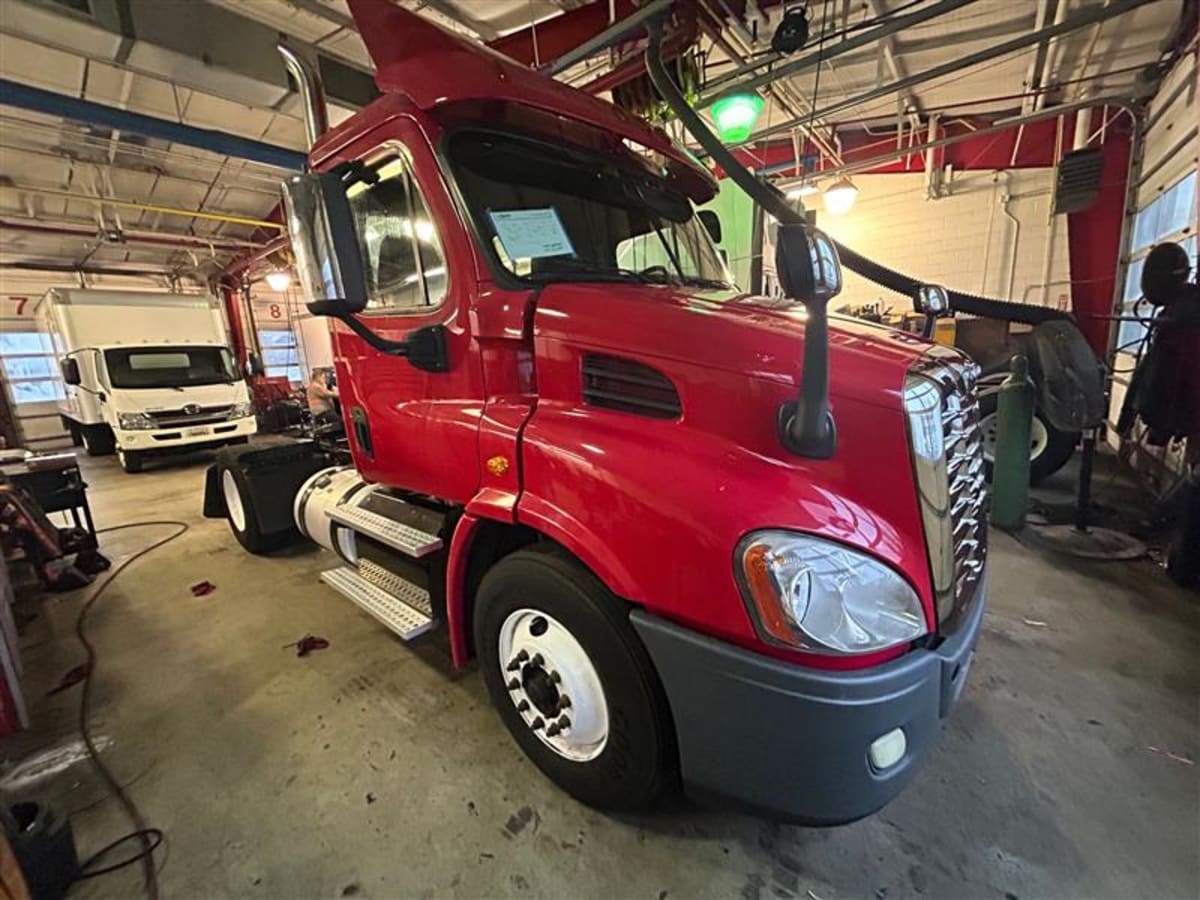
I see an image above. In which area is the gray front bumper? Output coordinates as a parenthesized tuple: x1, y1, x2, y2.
(632, 577, 986, 824)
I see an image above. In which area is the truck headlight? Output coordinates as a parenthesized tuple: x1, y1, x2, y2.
(736, 530, 927, 653)
(230, 402, 255, 419)
(117, 412, 156, 430)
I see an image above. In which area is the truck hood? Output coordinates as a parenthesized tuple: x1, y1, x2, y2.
(534, 283, 930, 410)
(110, 381, 248, 414)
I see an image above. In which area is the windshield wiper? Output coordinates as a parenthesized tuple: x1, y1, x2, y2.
(526, 264, 669, 286)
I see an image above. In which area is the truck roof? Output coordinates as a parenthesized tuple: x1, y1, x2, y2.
(320, 0, 716, 204)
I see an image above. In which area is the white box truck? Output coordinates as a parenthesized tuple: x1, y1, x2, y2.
(36, 289, 257, 472)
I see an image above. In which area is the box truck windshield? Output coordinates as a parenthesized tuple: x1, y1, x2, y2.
(105, 346, 238, 390)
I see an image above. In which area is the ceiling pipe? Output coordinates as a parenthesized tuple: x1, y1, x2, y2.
(543, 0, 674, 76)
(700, 0, 977, 103)
(0, 261, 180, 279)
(0, 78, 305, 171)
(0, 183, 286, 231)
(731, 0, 1157, 150)
(0, 219, 264, 253)
(763, 94, 1140, 179)
(277, 44, 329, 151)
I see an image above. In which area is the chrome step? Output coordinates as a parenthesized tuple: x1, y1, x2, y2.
(319, 567, 436, 641)
(326, 505, 442, 557)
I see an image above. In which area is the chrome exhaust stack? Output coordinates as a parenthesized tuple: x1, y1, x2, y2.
(277, 44, 329, 150)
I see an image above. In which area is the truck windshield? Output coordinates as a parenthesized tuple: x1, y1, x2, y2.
(104, 346, 238, 389)
(447, 130, 729, 289)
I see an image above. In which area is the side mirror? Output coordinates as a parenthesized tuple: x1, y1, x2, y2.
(913, 284, 951, 317)
(775, 223, 843, 302)
(282, 171, 368, 315)
(245, 352, 264, 378)
(60, 357, 81, 386)
(697, 209, 722, 244)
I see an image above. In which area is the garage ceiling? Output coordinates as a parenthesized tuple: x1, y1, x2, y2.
(0, 0, 1190, 283)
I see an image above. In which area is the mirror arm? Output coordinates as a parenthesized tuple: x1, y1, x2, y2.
(309, 301, 408, 356)
(308, 301, 450, 373)
(645, 16, 834, 460)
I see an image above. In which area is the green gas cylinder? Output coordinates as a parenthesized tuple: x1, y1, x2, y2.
(990, 354, 1036, 531)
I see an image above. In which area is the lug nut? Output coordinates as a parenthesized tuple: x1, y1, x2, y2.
(506, 659, 521, 672)
(531, 653, 544, 667)
(516, 649, 529, 662)
(546, 722, 562, 737)
(516, 700, 529, 713)
(549, 670, 561, 683)
(557, 715, 571, 730)
(558, 695, 571, 710)
(530, 717, 544, 731)
(507, 678, 520, 691)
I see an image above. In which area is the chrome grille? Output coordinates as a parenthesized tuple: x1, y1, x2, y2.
(146, 404, 235, 429)
(907, 348, 988, 625)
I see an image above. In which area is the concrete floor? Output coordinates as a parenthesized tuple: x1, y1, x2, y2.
(4, 447, 1198, 899)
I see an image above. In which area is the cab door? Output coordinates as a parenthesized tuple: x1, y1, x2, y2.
(327, 119, 484, 502)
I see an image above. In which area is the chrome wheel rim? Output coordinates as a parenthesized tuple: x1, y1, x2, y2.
(497, 608, 608, 762)
(980, 411, 1050, 463)
(222, 470, 247, 532)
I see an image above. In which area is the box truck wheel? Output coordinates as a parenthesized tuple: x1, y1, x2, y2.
(117, 448, 145, 473)
(979, 392, 1077, 485)
(474, 548, 675, 810)
(218, 461, 289, 554)
(81, 425, 115, 457)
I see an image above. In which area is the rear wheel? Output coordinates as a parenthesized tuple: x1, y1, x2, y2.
(475, 548, 675, 810)
(979, 392, 1078, 485)
(219, 462, 288, 554)
(116, 448, 145, 473)
(81, 424, 115, 457)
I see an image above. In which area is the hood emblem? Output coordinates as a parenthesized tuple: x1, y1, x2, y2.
(182, 404, 202, 416)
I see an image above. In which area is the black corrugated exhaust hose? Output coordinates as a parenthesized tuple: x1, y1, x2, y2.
(642, 14, 1072, 329)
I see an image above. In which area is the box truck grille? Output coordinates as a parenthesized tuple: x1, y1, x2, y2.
(908, 350, 988, 627)
(147, 405, 235, 428)
(582, 354, 681, 419)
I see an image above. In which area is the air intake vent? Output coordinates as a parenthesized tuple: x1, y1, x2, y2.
(582, 354, 681, 419)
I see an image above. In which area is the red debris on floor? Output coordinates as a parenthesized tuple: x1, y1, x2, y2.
(190, 580, 216, 597)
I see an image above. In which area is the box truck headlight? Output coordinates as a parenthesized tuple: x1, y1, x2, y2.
(230, 402, 255, 419)
(737, 531, 927, 653)
(117, 412, 156, 431)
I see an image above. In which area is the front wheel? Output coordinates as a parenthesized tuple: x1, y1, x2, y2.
(979, 392, 1078, 485)
(116, 448, 144, 473)
(474, 547, 676, 811)
(81, 425, 115, 457)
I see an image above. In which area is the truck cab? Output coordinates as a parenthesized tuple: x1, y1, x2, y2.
(210, 0, 987, 824)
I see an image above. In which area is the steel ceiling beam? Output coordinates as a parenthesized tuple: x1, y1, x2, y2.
(0, 79, 306, 170)
(700, 0, 978, 103)
(762, 94, 1142, 179)
(732, 0, 1160, 149)
(542, 0, 673, 76)
(417, 0, 500, 40)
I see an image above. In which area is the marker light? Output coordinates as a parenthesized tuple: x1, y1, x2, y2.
(709, 94, 766, 144)
(265, 270, 292, 292)
(823, 177, 859, 215)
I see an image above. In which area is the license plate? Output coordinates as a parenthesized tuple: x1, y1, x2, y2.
(186, 426, 210, 437)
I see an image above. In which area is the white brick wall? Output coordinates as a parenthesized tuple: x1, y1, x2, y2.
(815, 168, 1072, 314)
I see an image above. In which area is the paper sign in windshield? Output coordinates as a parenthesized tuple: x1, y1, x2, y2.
(488, 208, 574, 260)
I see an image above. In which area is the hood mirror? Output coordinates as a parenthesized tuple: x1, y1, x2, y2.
(913, 284, 950, 317)
(775, 224, 842, 303)
(697, 209, 722, 244)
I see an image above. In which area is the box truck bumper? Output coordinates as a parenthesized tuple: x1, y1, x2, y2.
(115, 416, 258, 454)
(630, 576, 986, 825)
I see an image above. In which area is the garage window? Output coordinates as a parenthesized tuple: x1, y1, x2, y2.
(258, 328, 303, 383)
(1118, 171, 1197, 350)
(0, 330, 65, 405)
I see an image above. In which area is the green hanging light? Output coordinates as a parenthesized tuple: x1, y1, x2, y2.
(708, 93, 765, 143)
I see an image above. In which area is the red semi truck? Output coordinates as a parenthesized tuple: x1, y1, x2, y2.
(207, 0, 988, 823)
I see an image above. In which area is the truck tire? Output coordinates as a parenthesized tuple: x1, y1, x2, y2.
(81, 424, 115, 457)
(978, 392, 1077, 485)
(474, 547, 676, 811)
(116, 448, 145, 473)
(63, 418, 83, 447)
(217, 460, 289, 554)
